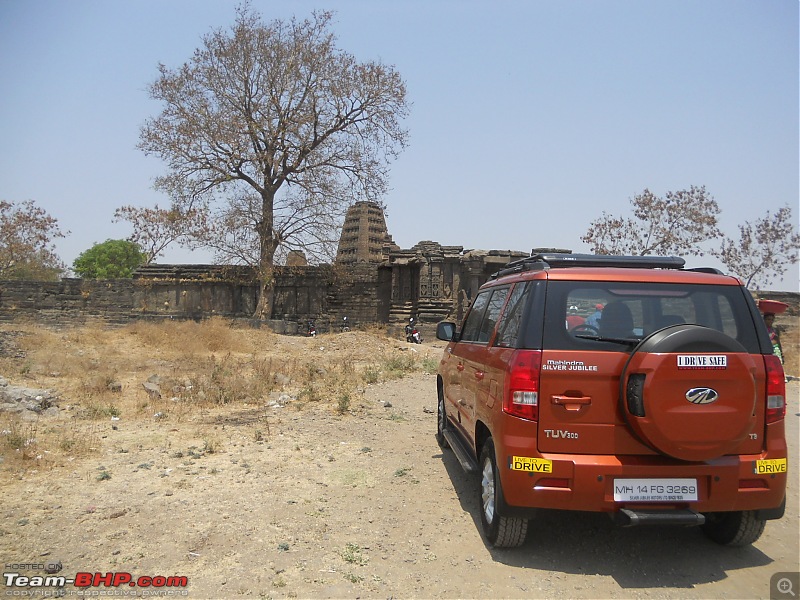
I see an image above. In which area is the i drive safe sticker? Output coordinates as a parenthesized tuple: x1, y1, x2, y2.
(677, 355, 727, 370)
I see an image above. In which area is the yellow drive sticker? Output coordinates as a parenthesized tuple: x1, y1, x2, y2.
(754, 458, 787, 474)
(509, 456, 553, 473)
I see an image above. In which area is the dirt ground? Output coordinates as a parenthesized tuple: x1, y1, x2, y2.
(0, 324, 798, 600)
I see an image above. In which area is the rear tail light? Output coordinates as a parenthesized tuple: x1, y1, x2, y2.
(503, 350, 542, 421)
(764, 355, 786, 424)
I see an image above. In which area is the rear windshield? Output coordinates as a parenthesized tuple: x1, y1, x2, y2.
(543, 281, 763, 353)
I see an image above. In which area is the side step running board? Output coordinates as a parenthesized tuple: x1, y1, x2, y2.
(442, 429, 479, 473)
(613, 509, 705, 527)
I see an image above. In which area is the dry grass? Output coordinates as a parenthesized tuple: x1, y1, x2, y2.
(10, 313, 788, 475)
(0, 320, 439, 472)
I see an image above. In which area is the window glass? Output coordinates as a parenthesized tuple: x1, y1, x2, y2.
(717, 296, 738, 338)
(688, 291, 740, 338)
(547, 282, 759, 352)
(478, 287, 508, 343)
(496, 283, 528, 347)
(460, 291, 491, 342)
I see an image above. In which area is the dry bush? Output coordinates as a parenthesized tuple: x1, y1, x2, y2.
(357, 349, 437, 385)
(124, 317, 247, 356)
(0, 418, 38, 458)
(0, 414, 102, 469)
(195, 353, 273, 405)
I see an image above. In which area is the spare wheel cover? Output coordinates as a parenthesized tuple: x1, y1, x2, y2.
(620, 325, 757, 462)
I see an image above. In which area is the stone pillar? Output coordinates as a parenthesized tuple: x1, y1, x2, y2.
(419, 260, 429, 298)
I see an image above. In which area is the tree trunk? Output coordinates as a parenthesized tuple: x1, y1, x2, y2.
(254, 262, 275, 320)
(253, 189, 278, 320)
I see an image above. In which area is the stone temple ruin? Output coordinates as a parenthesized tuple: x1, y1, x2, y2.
(333, 201, 528, 326)
(0, 201, 530, 330)
(2, 200, 794, 334)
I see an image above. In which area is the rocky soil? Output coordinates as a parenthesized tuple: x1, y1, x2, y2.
(0, 327, 797, 599)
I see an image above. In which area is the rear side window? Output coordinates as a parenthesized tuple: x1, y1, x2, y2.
(496, 283, 528, 348)
(460, 291, 491, 342)
(546, 281, 761, 352)
(460, 287, 509, 343)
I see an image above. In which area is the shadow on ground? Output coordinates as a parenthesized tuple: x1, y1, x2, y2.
(438, 440, 773, 591)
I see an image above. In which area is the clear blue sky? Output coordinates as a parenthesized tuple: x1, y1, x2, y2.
(1, 0, 798, 290)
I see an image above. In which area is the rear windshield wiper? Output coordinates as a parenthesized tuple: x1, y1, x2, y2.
(574, 334, 641, 346)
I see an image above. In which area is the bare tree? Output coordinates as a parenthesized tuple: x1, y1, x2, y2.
(582, 186, 721, 257)
(714, 205, 799, 290)
(113, 204, 206, 263)
(138, 6, 409, 318)
(180, 188, 343, 267)
(0, 200, 66, 280)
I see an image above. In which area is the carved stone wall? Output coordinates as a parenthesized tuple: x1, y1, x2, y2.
(384, 243, 528, 323)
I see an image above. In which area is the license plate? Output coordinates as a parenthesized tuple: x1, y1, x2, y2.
(613, 478, 698, 502)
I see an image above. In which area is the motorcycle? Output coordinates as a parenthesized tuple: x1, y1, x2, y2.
(405, 318, 422, 344)
(340, 316, 350, 332)
(307, 320, 316, 337)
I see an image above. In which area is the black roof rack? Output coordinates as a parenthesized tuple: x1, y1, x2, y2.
(491, 253, 686, 279)
(685, 266, 725, 275)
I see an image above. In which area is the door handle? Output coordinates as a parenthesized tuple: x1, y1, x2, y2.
(552, 395, 592, 411)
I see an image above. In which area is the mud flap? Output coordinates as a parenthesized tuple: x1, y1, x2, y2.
(755, 496, 786, 521)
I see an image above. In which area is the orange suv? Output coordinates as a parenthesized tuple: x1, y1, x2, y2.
(436, 253, 787, 547)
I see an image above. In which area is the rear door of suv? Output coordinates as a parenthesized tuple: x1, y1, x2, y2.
(536, 274, 767, 458)
(537, 280, 641, 456)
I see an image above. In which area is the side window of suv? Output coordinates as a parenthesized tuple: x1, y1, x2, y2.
(479, 287, 509, 343)
(460, 287, 509, 343)
(460, 291, 491, 342)
(496, 283, 528, 348)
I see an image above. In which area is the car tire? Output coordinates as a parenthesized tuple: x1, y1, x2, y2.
(701, 510, 766, 546)
(479, 439, 528, 547)
(436, 384, 449, 449)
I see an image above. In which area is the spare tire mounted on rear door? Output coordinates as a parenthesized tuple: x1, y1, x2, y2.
(620, 324, 758, 462)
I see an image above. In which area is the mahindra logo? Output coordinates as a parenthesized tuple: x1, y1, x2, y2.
(685, 387, 719, 405)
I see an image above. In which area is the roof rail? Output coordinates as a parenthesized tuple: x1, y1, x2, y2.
(491, 253, 686, 279)
(685, 266, 724, 275)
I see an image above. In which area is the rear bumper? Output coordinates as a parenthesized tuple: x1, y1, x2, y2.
(496, 435, 787, 517)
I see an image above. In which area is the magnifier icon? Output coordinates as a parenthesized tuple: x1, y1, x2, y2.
(778, 578, 796, 597)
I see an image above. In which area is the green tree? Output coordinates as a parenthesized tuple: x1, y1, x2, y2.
(73, 240, 147, 279)
(0, 199, 66, 281)
(138, 6, 409, 318)
(581, 186, 721, 257)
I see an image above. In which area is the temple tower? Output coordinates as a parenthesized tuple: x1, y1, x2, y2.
(336, 201, 396, 265)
